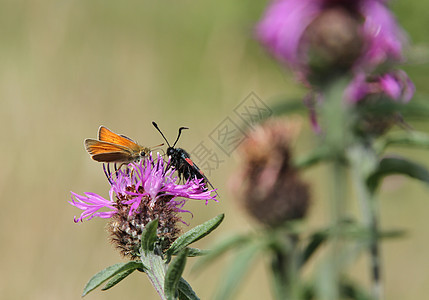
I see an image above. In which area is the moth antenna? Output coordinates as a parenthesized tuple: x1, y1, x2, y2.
(172, 126, 189, 147)
(152, 122, 171, 147)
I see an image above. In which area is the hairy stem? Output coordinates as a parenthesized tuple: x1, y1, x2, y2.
(271, 234, 299, 300)
(317, 77, 351, 300)
(348, 145, 383, 300)
(141, 253, 168, 300)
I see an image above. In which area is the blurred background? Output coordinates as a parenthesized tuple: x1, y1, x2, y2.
(1, 0, 428, 299)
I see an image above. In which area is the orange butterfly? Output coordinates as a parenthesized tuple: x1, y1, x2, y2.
(84, 126, 157, 163)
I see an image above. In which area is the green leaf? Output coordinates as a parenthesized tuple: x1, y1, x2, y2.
(214, 243, 262, 300)
(340, 279, 374, 300)
(141, 218, 159, 254)
(101, 268, 136, 291)
(302, 223, 406, 266)
(178, 278, 200, 300)
(301, 230, 328, 266)
(304, 277, 375, 300)
(402, 95, 429, 119)
(301, 281, 315, 300)
(301, 218, 405, 267)
(378, 229, 407, 239)
(166, 214, 224, 258)
(165, 249, 189, 300)
(367, 156, 429, 193)
(172, 247, 208, 257)
(376, 131, 429, 153)
(82, 261, 143, 297)
(294, 146, 332, 169)
(356, 97, 429, 120)
(338, 223, 407, 240)
(192, 234, 252, 272)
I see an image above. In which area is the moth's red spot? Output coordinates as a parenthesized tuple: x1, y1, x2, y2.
(185, 158, 194, 166)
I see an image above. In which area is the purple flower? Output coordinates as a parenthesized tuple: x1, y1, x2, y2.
(256, 0, 322, 70)
(304, 70, 414, 134)
(70, 153, 217, 223)
(345, 70, 415, 103)
(359, 0, 407, 69)
(70, 153, 217, 258)
(256, 0, 406, 76)
(69, 192, 117, 222)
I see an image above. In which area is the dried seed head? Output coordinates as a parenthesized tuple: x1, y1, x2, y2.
(232, 118, 311, 227)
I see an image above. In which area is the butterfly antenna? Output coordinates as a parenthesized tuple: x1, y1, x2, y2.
(152, 122, 171, 147)
(172, 126, 189, 147)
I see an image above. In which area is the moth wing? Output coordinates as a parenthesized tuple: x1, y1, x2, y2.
(184, 157, 216, 189)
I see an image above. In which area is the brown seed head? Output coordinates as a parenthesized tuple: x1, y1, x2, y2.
(107, 185, 181, 259)
(232, 118, 311, 227)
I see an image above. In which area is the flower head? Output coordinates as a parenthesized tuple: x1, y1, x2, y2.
(257, 0, 406, 79)
(231, 119, 310, 227)
(70, 153, 217, 258)
(345, 70, 415, 103)
(343, 70, 414, 136)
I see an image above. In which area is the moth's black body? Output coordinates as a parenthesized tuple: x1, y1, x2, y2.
(152, 122, 214, 190)
(167, 147, 204, 182)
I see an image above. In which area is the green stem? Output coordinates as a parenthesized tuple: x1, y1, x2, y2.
(271, 250, 289, 300)
(330, 159, 347, 300)
(317, 77, 351, 300)
(348, 145, 383, 300)
(141, 253, 168, 300)
(270, 234, 299, 300)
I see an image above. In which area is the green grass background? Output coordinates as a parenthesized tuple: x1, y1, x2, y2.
(1, 0, 428, 299)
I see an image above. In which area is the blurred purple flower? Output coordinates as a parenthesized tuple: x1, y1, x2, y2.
(256, 0, 322, 70)
(359, 0, 407, 69)
(345, 70, 415, 103)
(256, 0, 407, 75)
(70, 154, 217, 223)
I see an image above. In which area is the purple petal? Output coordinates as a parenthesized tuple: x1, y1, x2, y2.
(345, 72, 371, 103)
(71, 153, 218, 224)
(256, 0, 322, 68)
(379, 70, 415, 102)
(359, 0, 407, 69)
(345, 70, 415, 104)
(379, 73, 402, 100)
(69, 192, 117, 222)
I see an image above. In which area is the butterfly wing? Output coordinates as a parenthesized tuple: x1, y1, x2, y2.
(91, 152, 133, 163)
(98, 126, 141, 152)
(84, 139, 134, 162)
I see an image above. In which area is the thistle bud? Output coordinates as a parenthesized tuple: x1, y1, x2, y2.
(231, 119, 310, 227)
(302, 6, 363, 80)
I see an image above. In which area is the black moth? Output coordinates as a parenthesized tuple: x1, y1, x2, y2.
(152, 121, 215, 191)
